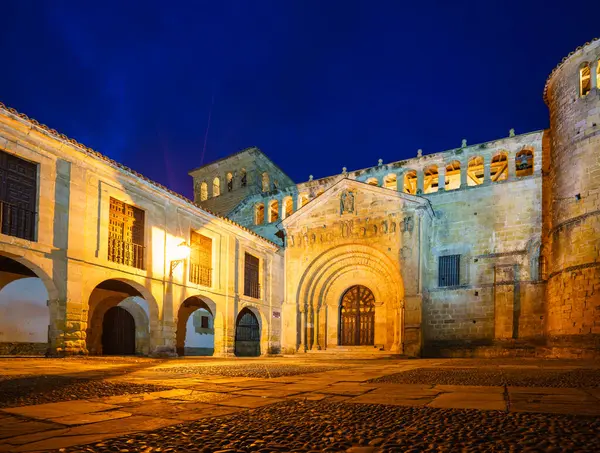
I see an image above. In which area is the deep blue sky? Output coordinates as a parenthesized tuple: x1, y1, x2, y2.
(1, 1, 597, 199)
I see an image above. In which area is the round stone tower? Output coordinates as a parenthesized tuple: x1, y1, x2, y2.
(543, 38, 600, 355)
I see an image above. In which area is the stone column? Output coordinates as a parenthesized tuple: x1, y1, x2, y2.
(310, 307, 319, 350)
(416, 170, 424, 194)
(437, 166, 445, 191)
(508, 152, 516, 181)
(483, 155, 491, 184)
(591, 59, 598, 90)
(298, 309, 307, 352)
(460, 158, 467, 188)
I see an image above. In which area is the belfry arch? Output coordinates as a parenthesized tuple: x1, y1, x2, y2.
(295, 244, 404, 352)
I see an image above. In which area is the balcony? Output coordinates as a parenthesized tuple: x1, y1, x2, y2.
(189, 263, 212, 286)
(0, 200, 36, 241)
(108, 236, 144, 270)
(244, 281, 261, 299)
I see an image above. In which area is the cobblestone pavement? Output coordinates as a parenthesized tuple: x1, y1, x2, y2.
(0, 357, 598, 452)
(368, 367, 600, 387)
(57, 400, 600, 453)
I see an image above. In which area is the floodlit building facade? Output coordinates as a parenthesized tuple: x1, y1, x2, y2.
(1, 38, 600, 357)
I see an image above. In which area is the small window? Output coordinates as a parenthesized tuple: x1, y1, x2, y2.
(262, 172, 270, 192)
(580, 64, 591, 97)
(366, 177, 379, 186)
(254, 203, 265, 225)
(445, 160, 461, 191)
(201, 316, 209, 329)
(403, 170, 417, 194)
(200, 182, 208, 201)
(244, 252, 260, 298)
(491, 152, 508, 182)
(384, 173, 397, 190)
(467, 156, 484, 186)
(213, 177, 220, 197)
(227, 172, 233, 192)
(268, 199, 279, 223)
(282, 196, 293, 219)
(240, 168, 247, 187)
(424, 166, 438, 193)
(516, 148, 534, 177)
(439, 255, 460, 287)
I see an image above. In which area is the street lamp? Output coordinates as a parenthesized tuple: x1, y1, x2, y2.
(170, 241, 191, 276)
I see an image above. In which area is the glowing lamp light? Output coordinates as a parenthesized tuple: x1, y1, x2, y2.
(170, 241, 191, 275)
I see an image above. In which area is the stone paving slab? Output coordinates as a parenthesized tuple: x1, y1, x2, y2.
(434, 384, 504, 394)
(1, 401, 119, 419)
(0, 417, 64, 441)
(48, 410, 132, 425)
(427, 392, 507, 411)
(213, 395, 285, 408)
(231, 387, 304, 398)
(349, 393, 435, 406)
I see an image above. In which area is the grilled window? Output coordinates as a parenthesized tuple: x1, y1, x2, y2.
(108, 198, 145, 269)
(189, 231, 212, 286)
(438, 255, 460, 287)
(244, 252, 260, 298)
(201, 315, 209, 329)
(0, 150, 37, 241)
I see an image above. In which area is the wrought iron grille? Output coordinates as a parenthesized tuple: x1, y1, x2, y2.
(0, 201, 36, 241)
(438, 254, 460, 287)
(235, 310, 260, 341)
(244, 252, 260, 298)
(108, 236, 145, 269)
(189, 231, 212, 286)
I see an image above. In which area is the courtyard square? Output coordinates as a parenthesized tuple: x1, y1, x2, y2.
(1, 356, 599, 452)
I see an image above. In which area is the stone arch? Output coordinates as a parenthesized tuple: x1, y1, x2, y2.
(516, 147, 534, 177)
(175, 295, 217, 356)
(424, 165, 439, 193)
(86, 279, 158, 355)
(403, 170, 417, 194)
(491, 151, 508, 182)
(467, 156, 484, 186)
(235, 305, 265, 356)
(0, 252, 59, 355)
(296, 244, 404, 352)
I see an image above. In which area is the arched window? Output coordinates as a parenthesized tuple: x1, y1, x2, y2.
(261, 172, 270, 192)
(384, 173, 397, 190)
(366, 177, 379, 186)
(424, 166, 439, 194)
(580, 63, 591, 97)
(240, 168, 247, 187)
(254, 203, 264, 225)
(200, 182, 208, 201)
(445, 161, 461, 190)
(516, 148, 534, 177)
(298, 192, 309, 208)
(283, 196, 293, 219)
(268, 200, 279, 223)
(467, 156, 484, 186)
(403, 170, 417, 194)
(491, 152, 508, 182)
(212, 177, 220, 197)
(227, 172, 233, 192)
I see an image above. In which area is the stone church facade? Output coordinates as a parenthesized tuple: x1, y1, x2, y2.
(1, 38, 599, 358)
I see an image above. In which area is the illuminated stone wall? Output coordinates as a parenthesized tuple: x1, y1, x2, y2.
(544, 39, 600, 355)
(0, 107, 284, 357)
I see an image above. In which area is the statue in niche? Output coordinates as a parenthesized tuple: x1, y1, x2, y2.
(340, 190, 354, 214)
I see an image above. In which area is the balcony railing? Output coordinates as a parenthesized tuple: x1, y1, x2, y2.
(244, 281, 261, 299)
(0, 200, 36, 241)
(108, 236, 144, 269)
(190, 263, 212, 286)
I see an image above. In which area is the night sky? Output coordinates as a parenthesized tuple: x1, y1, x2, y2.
(1, 1, 597, 199)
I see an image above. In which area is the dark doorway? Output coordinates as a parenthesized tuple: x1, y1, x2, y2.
(234, 308, 260, 357)
(102, 306, 135, 355)
(339, 285, 375, 346)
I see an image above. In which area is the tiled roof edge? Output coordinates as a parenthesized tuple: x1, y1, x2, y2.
(0, 101, 278, 249)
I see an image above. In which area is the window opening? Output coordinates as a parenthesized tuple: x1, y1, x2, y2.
(254, 203, 264, 225)
(438, 255, 460, 287)
(189, 231, 212, 286)
(424, 166, 439, 193)
(467, 156, 484, 186)
(108, 198, 145, 269)
(403, 170, 417, 194)
(244, 253, 260, 298)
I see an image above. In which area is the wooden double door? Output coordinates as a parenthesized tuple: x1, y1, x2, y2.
(102, 306, 135, 355)
(339, 285, 375, 346)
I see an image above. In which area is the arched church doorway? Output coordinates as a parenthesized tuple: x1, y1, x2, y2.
(176, 296, 215, 356)
(102, 306, 135, 355)
(339, 285, 375, 346)
(234, 308, 260, 357)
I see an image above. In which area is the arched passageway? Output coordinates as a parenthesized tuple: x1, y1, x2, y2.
(176, 296, 215, 356)
(87, 279, 153, 355)
(102, 306, 135, 355)
(235, 308, 261, 357)
(0, 255, 51, 355)
(339, 285, 375, 346)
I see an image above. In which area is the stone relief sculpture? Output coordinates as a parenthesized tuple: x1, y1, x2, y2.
(340, 190, 355, 214)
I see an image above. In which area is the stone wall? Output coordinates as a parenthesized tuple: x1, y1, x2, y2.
(544, 39, 600, 355)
